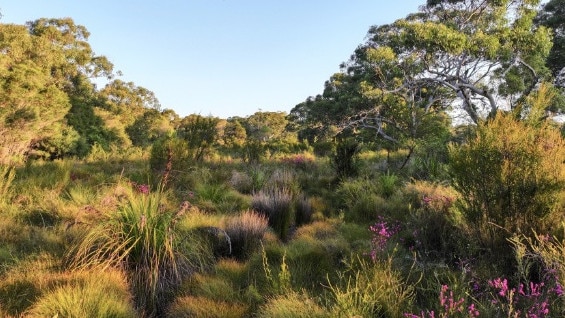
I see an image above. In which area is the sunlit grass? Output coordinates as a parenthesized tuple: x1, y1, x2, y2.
(67, 185, 206, 316)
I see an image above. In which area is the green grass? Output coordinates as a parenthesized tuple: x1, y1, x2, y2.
(26, 269, 137, 318)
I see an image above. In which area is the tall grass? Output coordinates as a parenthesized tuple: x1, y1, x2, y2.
(327, 256, 414, 317)
(225, 210, 269, 260)
(252, 188, 294, 241)
(0, 165, 15, 205)
(67, 186, 198, 316)
(257, 290, 329, 318)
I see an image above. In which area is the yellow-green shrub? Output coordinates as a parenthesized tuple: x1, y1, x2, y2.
(449, 113, 565, 237)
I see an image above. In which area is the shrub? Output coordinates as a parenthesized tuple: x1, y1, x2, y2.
(330, 138, 360, 181)
(336, 178, 384, 222)
(252, 188, 294, 241)
(449, 113, 565, 239)
(225, 210, 269, 260)
(149, 136, 189, 174)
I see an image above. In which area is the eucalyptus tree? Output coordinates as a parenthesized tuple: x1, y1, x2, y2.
(177, 114, 220, 162)
(535, 0, 565, 79)
(361, 0, 552, 124)
(0, 18, 117, 163)
(290, 0, 553, 152)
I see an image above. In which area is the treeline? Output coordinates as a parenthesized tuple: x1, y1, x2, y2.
(0, 18, 306, 165)
(1, 0, 564, 167)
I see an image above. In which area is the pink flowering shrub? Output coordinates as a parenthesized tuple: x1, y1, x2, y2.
(369, 216, 400, 260)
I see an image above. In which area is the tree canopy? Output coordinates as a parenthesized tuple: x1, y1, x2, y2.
(290, 0, 555, 150)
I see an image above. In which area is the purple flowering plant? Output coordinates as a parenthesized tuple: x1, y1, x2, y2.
(369, 216, 400, 261)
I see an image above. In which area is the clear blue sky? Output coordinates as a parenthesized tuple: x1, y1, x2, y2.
(1, 1, 424, 119)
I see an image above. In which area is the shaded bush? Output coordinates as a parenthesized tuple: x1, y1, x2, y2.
(294, 195, 313, 226)
(331, 138, 360, 181)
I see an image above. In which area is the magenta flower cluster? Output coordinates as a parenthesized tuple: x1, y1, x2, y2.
(487, 277, 561, 317)
(131, 182, 150, 194)
(369, 216, 400, 261)
(404, 285, 479, 318)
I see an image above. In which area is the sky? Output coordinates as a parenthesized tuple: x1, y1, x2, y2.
(0, 1, 424, 119)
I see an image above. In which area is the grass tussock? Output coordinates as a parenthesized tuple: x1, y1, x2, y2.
(66, 186, 200, 316)
(26, 269, 136, 318)
(225, 210, 269, 260)
(166, 296, 249, 318)
(252, 188, 294, 241)
(257, 290, 329, 318)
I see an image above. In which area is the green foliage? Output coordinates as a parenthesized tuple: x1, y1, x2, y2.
(449, 113, 565, 239)
(193, 182, 250, 213)
(336, 178, 381, 222)
(242, 139, 266, 164)
(177, 114, 220, 162)
(127, 109, 172, 148)
(149, 136, 189, 173)
(330, 138, 360, 181)
(535, 0, 565, 77)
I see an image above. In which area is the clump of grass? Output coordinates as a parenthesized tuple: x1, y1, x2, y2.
(166, 296, 249, 318)
(252, 188, 294, 241)
(257, 290, 329, 318)
(230, 170, 254, 194)
(67, 185, 199, 316)
(194, 182, 250, 213)
(225, 210, 269, 260)
(328, 256, 414, 317)
(378, 171, 400, 198)
(294, 195, 313, 227)
(264, 169, 300, 196)
(0, 165, 15, 205)
(26, 269, 136, 318)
